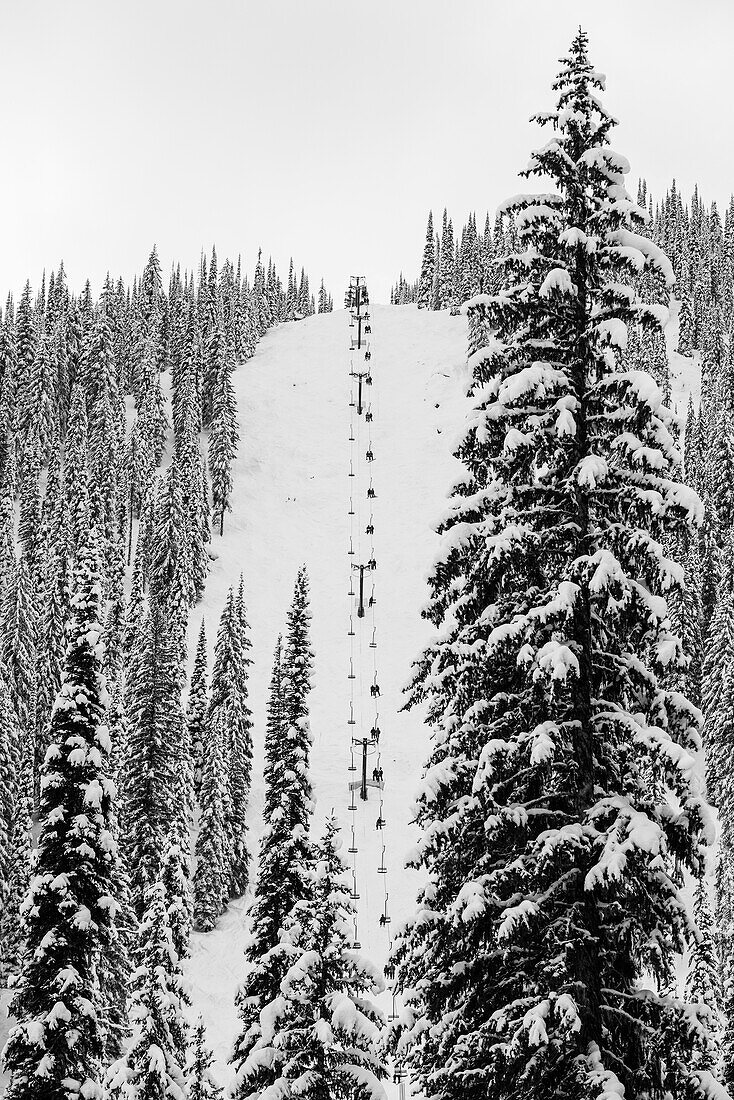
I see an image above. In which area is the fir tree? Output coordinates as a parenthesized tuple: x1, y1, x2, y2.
(122, 597, 187, 919)
(207, 586, 252, 898)
(391, 32, 719, 1100)
(188, 618, 209, 792)
(187, 1018, 222, 1100)
(232, 815, 386, 1100)
(193, 715, 228, 931)
(686, 879, 722, 1073)
(2, 529, 118, 1100)
(230, 573, 315, 1092)
(0, 677, 30, 984)
(209, 328, 239, 537)
(678, 291, 695, 355)
(2, 553, 38, 716)
(418, 210, 436, 309)
(107, 881, 189, 1100)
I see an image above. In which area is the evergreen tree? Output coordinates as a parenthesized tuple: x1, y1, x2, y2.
(391, 32, 719, 1100)
(2, 530, 119, 1100)
(188, 618, 209, 792)
(2, 551, 38, 742)
(207, 586, 252, 898)
(418, 210, 436, 309)
(64, 383, 91, 550)
(107, 881, 189, 1100)
(187, 1018, 222, 1100)
(232, 815, 386, 1100)
(678, 291, 695, 355)
(122, 597, 186, 919)
(686, 879, 722, 1073)
(193, 715, 228, 931)
(148, 465, 192, 644)
(0, 677, 31, 984)
(209, 328, 239, 537)
(230, 573, 315, 1092)
(438, 209, 455, 308)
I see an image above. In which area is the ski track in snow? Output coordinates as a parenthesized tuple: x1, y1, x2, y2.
(184, 304, 468, 1084)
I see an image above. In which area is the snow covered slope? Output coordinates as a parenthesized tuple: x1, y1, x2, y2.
(184, 304, 469, 1082)
(183, 297, 702, 1084)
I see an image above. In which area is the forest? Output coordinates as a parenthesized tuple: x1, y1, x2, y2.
(1, 21, 732, 1100)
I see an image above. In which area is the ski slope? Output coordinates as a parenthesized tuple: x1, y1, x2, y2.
(0, 299, 700, 1095)
(183, 296, 701, 1084)
(184, 304, 469, 1084)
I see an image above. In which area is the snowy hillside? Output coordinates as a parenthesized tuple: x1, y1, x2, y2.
(183, 304, 469, 1081)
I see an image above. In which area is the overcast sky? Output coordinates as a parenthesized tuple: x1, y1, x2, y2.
(1, 0, 732, 304)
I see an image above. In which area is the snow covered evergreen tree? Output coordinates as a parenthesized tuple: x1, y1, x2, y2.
(122, 596, 187, 919)
(686, 879, 722, 1074)
(187, 1018, 223, 1100)
(230, 572, 315, 1093)
(231, 815, 386, 1100)
(188, 618, 209, 793)
(418, 211, 436, 309)
(107, 881, 189, 1100)
(207, 585, 252, 898)
(678, 291, 695, 355)
(391, 31, 720, 1100)
(2, 529, 118, 1100)
(209, 327, 239, 536)
(193, 713, 228, 931)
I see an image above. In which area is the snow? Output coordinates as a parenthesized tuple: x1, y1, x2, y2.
(181, 304, 467, 1087)
(0, 295, 706, 1096)
(538, 267, 575, 298)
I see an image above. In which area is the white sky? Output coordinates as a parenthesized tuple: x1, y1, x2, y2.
(1, 0, 732, 304)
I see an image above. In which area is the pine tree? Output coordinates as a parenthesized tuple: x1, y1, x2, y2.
(148, 465, 193, 644)
(678, 291, 695, 355)
(207, 586, 252, 898)
(391, 31, 719, 1100)
(64, 383, 91, 550)
(230, 574, 314, 1092)
(209, 328, 239, 537)
(122, 597, 187, 919)
(193, 715, 228, 931)
(107, 881, 189, 1100)
(686, 880, 722, 1073)
(438, 209, 455, 308)
(188, 618, 209, 792)
(2, 529, 119, 1100)
(187, 1018, 222, 1100)
(232, 815, 386, 1100)
(0, 677, 30, 984)
(2, 549, 38, 735)
(418, 211, 436, 309)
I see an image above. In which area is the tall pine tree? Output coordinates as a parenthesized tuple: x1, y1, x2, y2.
(391, 31, 720, 1100)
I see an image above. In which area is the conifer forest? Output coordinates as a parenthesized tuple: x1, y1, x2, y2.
(1, 5, 733, 1099)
